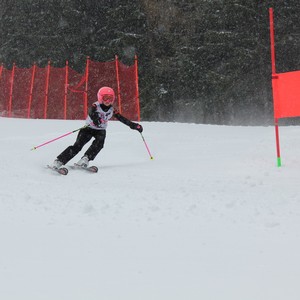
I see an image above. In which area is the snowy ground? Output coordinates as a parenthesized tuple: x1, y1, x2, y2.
(1, 116, 300, 300)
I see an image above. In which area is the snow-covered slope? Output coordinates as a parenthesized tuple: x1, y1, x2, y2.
(1, 117, 300, 300)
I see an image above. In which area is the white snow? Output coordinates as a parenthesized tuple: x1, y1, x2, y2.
(1, 117, 300, 300)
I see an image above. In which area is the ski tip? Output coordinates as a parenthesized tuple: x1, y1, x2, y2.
(89, 166, 98, 173)
(46, 165, 68, 175)
(58, 167, 68, 175)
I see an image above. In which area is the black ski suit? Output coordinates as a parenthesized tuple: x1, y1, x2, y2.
(56, 102, 142, 165)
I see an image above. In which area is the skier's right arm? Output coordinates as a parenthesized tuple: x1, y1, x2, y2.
(88, 104, 100, 126)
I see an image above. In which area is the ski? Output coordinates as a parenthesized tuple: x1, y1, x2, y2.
(72, 164, 98, 173)
(46, 165, 69, 175)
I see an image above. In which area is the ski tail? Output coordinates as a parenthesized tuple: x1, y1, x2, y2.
(73, 164, 98, 173)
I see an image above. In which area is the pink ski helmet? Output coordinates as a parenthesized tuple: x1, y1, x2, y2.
(97, 86, 115, 105)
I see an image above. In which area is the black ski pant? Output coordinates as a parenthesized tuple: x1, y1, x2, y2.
(57, 127, 106, 164)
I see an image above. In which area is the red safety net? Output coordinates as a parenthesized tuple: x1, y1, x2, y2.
(272, 70, 300, 119)
(0, 67, 13, 116)
(67, 67, 86, 120)
(88, 60, 118, 114)
(118, 61, 139, 118)
(0, 57, 140, 121)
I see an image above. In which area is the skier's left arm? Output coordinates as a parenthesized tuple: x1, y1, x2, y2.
(114, 111, 143, 133)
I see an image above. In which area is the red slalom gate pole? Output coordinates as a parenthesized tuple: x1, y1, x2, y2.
(31, 125, 87, 151)
(8, 62, 16, 118)
(134, 54, 141, 122)
(115, 55, 122, 114)
(269, 7, 281, 167)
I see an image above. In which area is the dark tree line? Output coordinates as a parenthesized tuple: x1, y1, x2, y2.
(0, 0, 299, 125)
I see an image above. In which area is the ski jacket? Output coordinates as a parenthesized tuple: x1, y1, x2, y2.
(86, 102, 134, 130)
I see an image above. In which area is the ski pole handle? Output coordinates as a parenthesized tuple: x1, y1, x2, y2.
(140, 132, 154, 160)
(31, 125, 87, 150)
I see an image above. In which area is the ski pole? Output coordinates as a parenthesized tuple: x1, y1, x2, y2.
(140, 132, 154, 160)
(31, 125, 87, 151)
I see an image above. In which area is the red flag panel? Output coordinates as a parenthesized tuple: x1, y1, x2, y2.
(272, 70, 300, 119)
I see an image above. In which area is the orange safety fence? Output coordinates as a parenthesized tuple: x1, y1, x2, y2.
(0, 56, 140, 121)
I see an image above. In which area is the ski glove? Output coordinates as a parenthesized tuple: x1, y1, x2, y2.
(130, 122, 143, 133)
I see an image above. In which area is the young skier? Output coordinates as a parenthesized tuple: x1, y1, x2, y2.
(52, 86, 143, 169)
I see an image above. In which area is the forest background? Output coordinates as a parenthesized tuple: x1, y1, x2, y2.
(0, 0, 299, 125)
